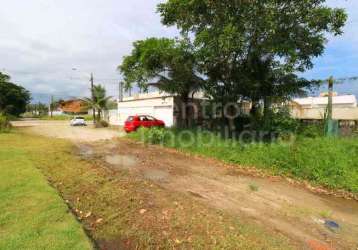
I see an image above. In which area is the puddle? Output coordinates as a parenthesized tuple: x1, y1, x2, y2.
(78, 145, 94, 157)
(105, 155, 138, 169)
(143, 169, 169, 182)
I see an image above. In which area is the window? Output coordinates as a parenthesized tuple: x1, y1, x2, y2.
(146, 116, 156, 121)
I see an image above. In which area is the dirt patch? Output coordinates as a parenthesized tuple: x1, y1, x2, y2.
(143, 169, 170, 182)
(88, 139, 358, 250)
(13, 120, 123, 142)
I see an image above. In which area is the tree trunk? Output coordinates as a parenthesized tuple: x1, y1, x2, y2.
(180, 93, 190, 129)
(97, 109, 101, 122)
(263, 96, 272, 129)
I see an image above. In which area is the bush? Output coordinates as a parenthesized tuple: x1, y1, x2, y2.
(298, 124, 324, 138)
(0, 113, 12, 133)
(131, 127, 167, 144)
(269, 108, 299, 134)
(95, 120, 109, 128)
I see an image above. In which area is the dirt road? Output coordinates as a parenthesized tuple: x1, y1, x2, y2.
(12, 120, 123, 142)
(84, 139, 358, 250)
(19, 121, 358, 249)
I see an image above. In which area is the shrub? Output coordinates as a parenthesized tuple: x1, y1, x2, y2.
(95, 120, 109, 128)
(298, 124, 324, 138)
(0, 113, 12, 133)
(99, 120, 109, 128)
(132, 127, 167, 145)
(269, 108, 299, 134)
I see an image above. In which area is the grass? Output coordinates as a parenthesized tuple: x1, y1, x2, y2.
(39, 114, 93, 121)
(248, 183, 259, 192)
(319, 210, 333, 219)
(128, 128, 358, 193)
(0, 130, 294, 249)
(0, 132, 92, 250)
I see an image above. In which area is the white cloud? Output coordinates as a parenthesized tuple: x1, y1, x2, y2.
(1, 0, 357, 100)
(0, 0, 177, 100)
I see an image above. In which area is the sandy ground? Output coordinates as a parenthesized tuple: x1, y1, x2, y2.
(12, 120, 124, 142)
(87, 139, 358, 250)
(17, 120, 358, 249)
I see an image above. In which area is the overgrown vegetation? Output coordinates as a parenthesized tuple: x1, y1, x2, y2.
(0, 72, 30, 117)
(0, 132, 92, 250)
(129, 127, 358, 193)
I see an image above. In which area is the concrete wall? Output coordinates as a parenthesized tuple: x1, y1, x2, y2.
(116, 96, 175, 126)
(291, 107, 358, 120)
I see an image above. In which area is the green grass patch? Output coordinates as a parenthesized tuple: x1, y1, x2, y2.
(128, 128, 358, 193)
(0, 132, 92, 250)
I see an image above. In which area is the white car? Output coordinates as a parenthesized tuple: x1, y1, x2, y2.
(70, 116, 87, 126)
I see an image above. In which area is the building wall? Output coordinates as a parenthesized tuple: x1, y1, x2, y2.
(116, 96, 175, 126)
(291, 106, 358, 120)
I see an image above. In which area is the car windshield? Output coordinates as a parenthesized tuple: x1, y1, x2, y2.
(75, 117, 84, 120)
(126, 116, 134, 122)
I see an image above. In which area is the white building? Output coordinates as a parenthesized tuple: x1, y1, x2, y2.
(106, 91, 208, 127)
(291, 94, 358, 121)
(107, 92, 176, 126)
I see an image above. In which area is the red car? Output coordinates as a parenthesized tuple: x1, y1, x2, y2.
(124, 115, 165, 133)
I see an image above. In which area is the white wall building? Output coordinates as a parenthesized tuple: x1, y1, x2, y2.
(111, 92, 176, 126)
(291, 94, 358, 121)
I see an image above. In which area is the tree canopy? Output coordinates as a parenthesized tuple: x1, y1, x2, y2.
(158, 0, 347, 114)
(82, 84, 112, 123)
(119, 37, 204, 102)
(0, 72, 31, 116)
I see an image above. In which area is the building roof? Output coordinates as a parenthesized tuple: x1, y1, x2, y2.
(59, 99, 87, 113)
(293, 95, 357, 107)
(122, 91, 206, 102)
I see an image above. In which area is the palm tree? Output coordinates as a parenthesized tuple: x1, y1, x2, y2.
(82, 85, 112, 125)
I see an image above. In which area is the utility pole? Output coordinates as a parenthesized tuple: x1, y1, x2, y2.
(325, 76, 336, 136)
(119, 81, 123, 102)
(327, 76, 334, 121)
(90, 73, 96, 124)
(50, 95, 54, 118)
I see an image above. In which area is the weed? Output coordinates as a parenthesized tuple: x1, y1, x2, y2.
(319, 210, 333, 219)
(249, 183, 259, 192)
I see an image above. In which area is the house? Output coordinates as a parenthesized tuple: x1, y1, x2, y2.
(290, 94, 358, 122)
(59, 99, 88, 114)
(111, 91, 207, 127)
(114, 92, 178, 127)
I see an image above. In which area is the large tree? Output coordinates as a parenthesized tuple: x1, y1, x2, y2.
(119, 37, 205, 127)
(158, 0, 347, 124)
(0, 72, 30, 116)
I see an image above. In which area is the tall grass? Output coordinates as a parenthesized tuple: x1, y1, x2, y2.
(129, 128, 358, 193)
(0, 113, 12, 133)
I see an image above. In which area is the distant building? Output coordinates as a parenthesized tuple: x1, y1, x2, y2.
(59, 99, 88, 114)
(290, 94, 358, 121)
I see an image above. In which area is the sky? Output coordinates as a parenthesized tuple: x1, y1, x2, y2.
(0, 0, 357, 103)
